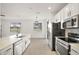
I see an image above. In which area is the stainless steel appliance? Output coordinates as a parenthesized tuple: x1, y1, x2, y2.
(47, 21, 65, 51)
(55, 33, 79, 55)
(68, 33, 79, 42)
(71, 14, 79, 28)
(63, 14, 79, 28)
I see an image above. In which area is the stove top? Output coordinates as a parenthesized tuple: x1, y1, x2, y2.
(59, 37, 79, 43)
(58, 33, 79, 43)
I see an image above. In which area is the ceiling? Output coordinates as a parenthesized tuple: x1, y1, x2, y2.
(1, 3, 67, 20)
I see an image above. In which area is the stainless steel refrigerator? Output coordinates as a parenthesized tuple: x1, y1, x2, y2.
(47, 21, 65, 51)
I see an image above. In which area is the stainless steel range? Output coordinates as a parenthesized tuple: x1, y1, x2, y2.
(55, 33, 79, 55)
(68, 33, 79, 42)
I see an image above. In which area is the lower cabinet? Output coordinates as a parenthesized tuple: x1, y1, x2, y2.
(22, 39, 26, 53)
(0, 37, 30, 55)
(14, 39, 25, 55)
(0, 45, 13, 55)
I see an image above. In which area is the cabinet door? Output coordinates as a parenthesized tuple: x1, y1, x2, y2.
(22, 40, 26, 53)
(14, 42, 23, 55)
(70, 3, 79, 16)
(23, 37, 30, 48)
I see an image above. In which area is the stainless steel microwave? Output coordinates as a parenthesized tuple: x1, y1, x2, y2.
(64, 18, 72, 28)
(66, 20, 72, 28)
(71, 14, 79, 28)
(63, 14, 79, 28)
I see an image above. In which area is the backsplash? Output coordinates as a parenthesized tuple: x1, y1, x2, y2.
(65, 28, 79, 37)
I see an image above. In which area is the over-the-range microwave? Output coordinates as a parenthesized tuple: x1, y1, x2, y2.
(63, 14, 79, 28)
(71, 14, 79, 28)
(63, 18, 72, 28)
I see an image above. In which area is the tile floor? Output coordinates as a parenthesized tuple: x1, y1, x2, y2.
(23, 38, 57, 55)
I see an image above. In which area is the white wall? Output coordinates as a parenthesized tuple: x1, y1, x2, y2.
(0, 4, 1, 14)
(1, 3, 51, 38)
(2, 19, 33, 37)
(2, 18, 47, 38)
(31, 19, 47, 38)
(1, 3, 56, 38)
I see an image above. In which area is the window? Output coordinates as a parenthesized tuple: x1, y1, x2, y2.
(33, 21, 42, 31)
(10, 23, 21, 33)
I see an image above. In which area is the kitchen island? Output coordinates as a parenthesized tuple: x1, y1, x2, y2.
(0, 34, 31, 55)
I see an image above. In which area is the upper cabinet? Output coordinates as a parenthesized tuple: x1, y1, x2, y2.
(54, 3, 79, 29)
(63, 3, 79, 21)
(63, 3, 79, 29)
(54, 6, 65, 29)
(70, 3, 79, 16)
(54, 12, 61, 23)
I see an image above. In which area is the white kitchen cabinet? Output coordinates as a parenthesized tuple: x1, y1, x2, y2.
(22, 39, 26, 53)
(14, 38, 27, 55)
(54, 4, 71, 29)
(64, 5, 71, 20)
(70, 3, 79, 16)
(0, 45, 13, 55)
(55, 12, 61, 23)
(14, 39, 24, 55)
(55, 3, 79, 29)
(0, 35, 30, 55)
(63, 3, 79, 21)
(23, 36, 31, 49)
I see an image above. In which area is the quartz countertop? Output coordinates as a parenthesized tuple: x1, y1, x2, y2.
(70, 43, 79, 49)
(0, 36, 22, 51)
(0, 34, 31, 51)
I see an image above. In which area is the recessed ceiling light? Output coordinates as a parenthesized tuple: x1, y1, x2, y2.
(48, 7, 52, 10)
